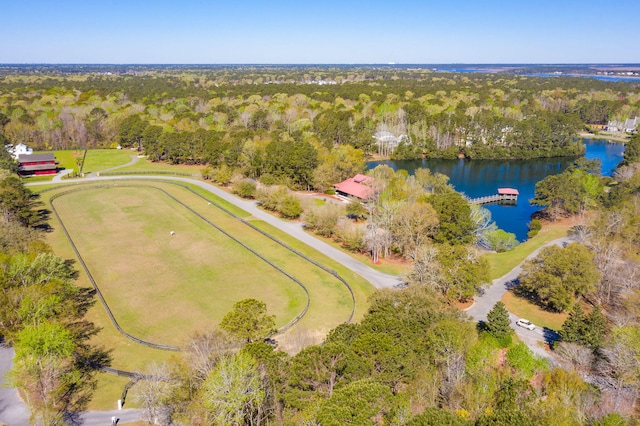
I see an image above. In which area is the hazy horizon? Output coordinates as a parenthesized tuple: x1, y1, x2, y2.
(2, 0, 639, 64)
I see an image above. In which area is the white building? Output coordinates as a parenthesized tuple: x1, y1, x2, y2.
(6, 143, 33, 160)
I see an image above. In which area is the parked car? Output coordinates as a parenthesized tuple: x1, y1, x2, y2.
(516, 319, 535, 331)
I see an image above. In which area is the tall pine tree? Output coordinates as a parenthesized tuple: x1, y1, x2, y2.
(486, 301, 513, 346)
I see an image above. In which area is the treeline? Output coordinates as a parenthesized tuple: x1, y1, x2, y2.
(1, 68, 638, 170)
(0, 146, 108, 423)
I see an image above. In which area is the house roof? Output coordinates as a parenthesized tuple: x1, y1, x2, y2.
(334, 174, 374, 199)
(18, 153, 55, 163)
(498, 188, 519, 195)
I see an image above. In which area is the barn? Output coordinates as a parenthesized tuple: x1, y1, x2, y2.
(17, 153, 57, 177)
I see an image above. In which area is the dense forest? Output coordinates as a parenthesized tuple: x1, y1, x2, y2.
(1, 66, 639, 182)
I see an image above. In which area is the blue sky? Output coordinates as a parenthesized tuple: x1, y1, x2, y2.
(1, 0, 639, 64)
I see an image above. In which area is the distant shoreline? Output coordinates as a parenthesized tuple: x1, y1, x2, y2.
(579, 132, 630, 143)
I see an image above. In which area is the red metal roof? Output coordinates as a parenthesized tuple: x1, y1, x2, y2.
(334, 175, 374, 199)
(498, 188, 519, 195)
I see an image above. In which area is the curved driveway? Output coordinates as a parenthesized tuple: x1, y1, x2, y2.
(466, 236, 573, 360)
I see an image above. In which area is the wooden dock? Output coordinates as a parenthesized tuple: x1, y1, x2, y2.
(466, 188, 519, 205)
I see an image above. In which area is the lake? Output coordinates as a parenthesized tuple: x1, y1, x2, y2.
(367, 139, 625, 241)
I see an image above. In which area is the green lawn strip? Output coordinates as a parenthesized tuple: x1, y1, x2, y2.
(249, 220, 376, 322)
(485, 224, 571, 280)
(109, 156, 203, 175)
(176, 182, 253, 218)
(21, 174, 56, 183)
(82, 149, 134, 173)
(315, 234, 412, 277)
(502, 291, 567, 331)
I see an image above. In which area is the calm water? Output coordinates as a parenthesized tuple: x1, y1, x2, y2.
(367, 139, 625, 241)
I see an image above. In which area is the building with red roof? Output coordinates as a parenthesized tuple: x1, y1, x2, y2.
(497, 188, 519, 196)
(17, 153, 57, 177)
(333, 174, 374, 201)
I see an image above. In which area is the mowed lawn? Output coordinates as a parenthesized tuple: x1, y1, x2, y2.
(81, 149, 134, 173)
(51, 185, 308, 346)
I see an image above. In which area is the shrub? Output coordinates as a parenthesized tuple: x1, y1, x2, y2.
(279, 194, 302, 218)
(334, 217, 365, 252)
(486, 229, 519, 252)
(232, 178, 257, 199)
(255, 186, 302, 218)
(302, 203, 345, 237)
(505, 343, 548, 379)
(527, 219, 542, 238)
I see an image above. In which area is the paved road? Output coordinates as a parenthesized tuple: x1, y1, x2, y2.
(465, 236, 572, 360)
(1, 345, 142, 425)
(0, 345, 30, 426)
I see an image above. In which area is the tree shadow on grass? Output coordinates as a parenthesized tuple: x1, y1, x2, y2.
(512, 285, 560, 314)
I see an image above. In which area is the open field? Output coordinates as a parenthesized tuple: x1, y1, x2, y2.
(82, 149, 134, 173)
(37, 180, 371, 408)
(108, 156, 203, 175)
(53, 185, 309, 345)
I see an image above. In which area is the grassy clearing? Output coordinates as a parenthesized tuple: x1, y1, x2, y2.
(112, 156, 203, 175)
(41, 180, 366, 408)
(82, 149, 134, 173)
(485, 221, 572, 280)
(52, 185, 307, 345)
(502, 290, 567, 331)
(48, 149, 82, 173)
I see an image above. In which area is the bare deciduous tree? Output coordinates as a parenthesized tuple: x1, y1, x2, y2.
(133, 362, 178, 426)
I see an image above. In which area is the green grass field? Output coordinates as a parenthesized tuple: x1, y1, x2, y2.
(109, 156, 203, 175)
(39, 180, 372, 408)
(52, 185, 309, 345)
(81, 149, 134, 173)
